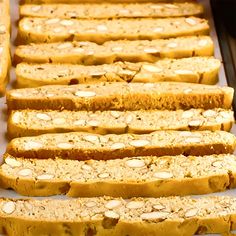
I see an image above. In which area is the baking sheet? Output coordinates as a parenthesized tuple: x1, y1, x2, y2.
(0, 0, 235, 235)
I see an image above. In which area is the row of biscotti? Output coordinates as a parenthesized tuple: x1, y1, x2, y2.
(17, 16, 209, 44)
(1, 196, 236, 236)
(20, 2, 204, 19)
(0, 0, 10, 95)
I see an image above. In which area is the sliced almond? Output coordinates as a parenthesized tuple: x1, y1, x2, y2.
(153, 204, 166, 210)
(75, 90, 96, 97)
(174, 69, 194, 75)
(126, 201, 145, 209)
(85, 201, 97, 208)
(104, 210, 120, 219)
(96, 24, 108, 32)
(125, 159, 146, 168)
(153, 171, 173, 179)
(185, 18, 197, 26)
(153, 27, 163, 33)
(98, 173, 110, 179)
(181, 111, 194, 119)
(81, 164, 93, 171)
(185, 208, 198, 218)
(74, 120, 86, 126)
(144, 48, 159, 54)
(119, 9, 130, 14)
(111, 47, 123, 52)
(219, 111, 232, 119)
(57, 142, 73, 149)
(60, 20, 74, 26)
(164, 4, 179, 9)
(202, 110, 217, 118)
(22, 24, 30, 31)
(110, 143, 126, 150)
(73, 47, 85, 53)
(198, 39, 208, 47)
(184, 137, 201, 143)
(150, 5, 163, 10)
(110, 111, 120, 118)
(2, 201, 16, 214)
(37, 174, 54, 180)
(5, 157, 22, 168)
(167, 42, 178, 48)
(36, 113, 51, 121)
(141, 211, 169, 220)
(0, 25, 6, 34)
(142, 64, 162, 73)
(125, 114, 133, 124)
(53, 118, 66, 125)
(183, 88, 193, 94)
(18, 168, 32, 177)
(105, 200, 122, 209)
(87, 120, 100, 127)
(188, 119, 203, 127)
(31, 5, 42, 12)
(69, 29, 76, 34)
(83, 135, 99, 143)
(212, 160, 223, 167)
(53, 27, 63, 33)
(129, 139, 150, 147)
(45, 18, 60, 24)
(89, 71, 106, 77)
(24, 141, 43, 150)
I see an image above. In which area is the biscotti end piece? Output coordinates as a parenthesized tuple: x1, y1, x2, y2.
(7, 109, 234, 139)
(6, 82, 234, 111)
(14, 36, 214, 65)
(1, 196, 236, 236)
(15, 57, 221, 88)
(1, 153, 236, 197)
(6, 131, 236, 160)
(20, 3, 204, 19)
(17, 17, 209, 44)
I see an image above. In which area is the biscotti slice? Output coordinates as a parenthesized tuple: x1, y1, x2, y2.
(2, 153, 236, 197)
(1, 196, 236, 236)
(6, 131, 236, 160)
(14, 36, 214, 65)
(15, 57, 221, 88)
(7, 109, 234, 138)
(18, 17, 209, 44)
(6, 82, 234, 111)
(20, 3, 204, 19)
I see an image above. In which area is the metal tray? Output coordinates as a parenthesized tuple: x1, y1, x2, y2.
(0, 0, 235, 235)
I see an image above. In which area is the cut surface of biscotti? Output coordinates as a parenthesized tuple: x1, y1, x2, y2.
(18, 17, 209, 44)
(1, 153, 236, 197)
(14, 36, 214, 65)
(15, 57, 221, 88)
(6, 131, 236, 160)
(6, 82, 234, 111)
(20, 3, 204, 19)
(8, 109, 234, 138)
(1, 196, 236, 236)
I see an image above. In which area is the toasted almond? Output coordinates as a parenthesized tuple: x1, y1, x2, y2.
(144, 48, 159, 54)
(167, 42, 178, 48)
(105, 200, 122, 209)
(60, 20, 74, 26)
(45, 18, 60, 24)
(188, 119, 203, 127)
(2, 202, 16, 214)
(53, 118, 66, 125)
(57, 142, 73, 149)
(110, 143, 126, 150)
(185, 208, 198, 218)
(75, 90, 96, 97)
(185, 18, 197, 25)
(126, 201, 145, 209)
(98, 173, 110, 179)
(129, 139, 150, 147)
(141, 211, 169, 220)
(125, 159, 146, 168)
(104, 210, 120, 219)
(83, 135, 99, 143)
(85, 201, 97, 208)
(81, 164, 93, 171)
(202, 110, 217, 118)
(181, 111, 194, 119)
(31, 5, 42, 12)
(24, 141, 43, 150)
(5, 157, 22, 168)
(18, 168, 32, 177)
(36, 113, 51, 121)
(37, 174, 54, 180)
(142, 64, 162, 73)
(153, 171, 173, 179)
